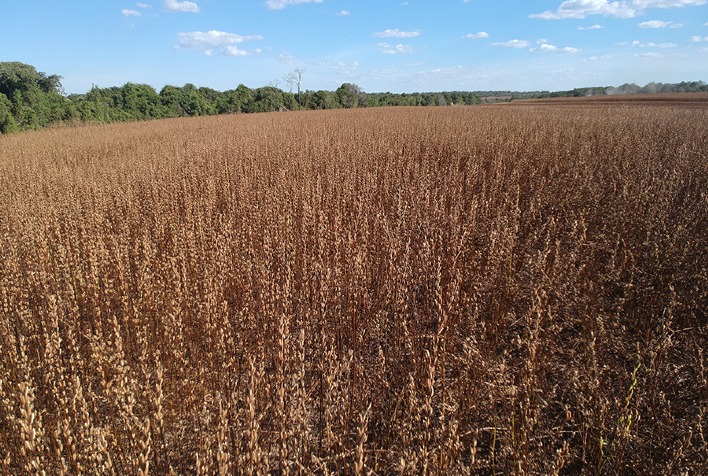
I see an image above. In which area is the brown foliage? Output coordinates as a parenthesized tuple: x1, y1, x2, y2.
(0, 103, 706, 475)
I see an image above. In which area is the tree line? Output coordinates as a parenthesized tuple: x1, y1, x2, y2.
(0, 63, 371, 132)
(1, 61, 706, 133)
(502, 81, 708, 100)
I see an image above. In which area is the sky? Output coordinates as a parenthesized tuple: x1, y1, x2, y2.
(1, 1, 707, 94)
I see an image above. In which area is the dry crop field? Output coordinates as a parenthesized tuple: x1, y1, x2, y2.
(0, 97, 706, 475)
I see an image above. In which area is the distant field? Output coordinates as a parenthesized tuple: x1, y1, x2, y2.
(0, 101, 706, 475)
(511, 91, 708, 107)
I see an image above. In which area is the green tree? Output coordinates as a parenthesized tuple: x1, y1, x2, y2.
(301, 90, 340, 110)
(215, 89, 239, 114)
(158, 84, 214, 117)
(180, 84, 216, 116)
(0, 62, 62, 97)
(0, 62, 67, 129)
(234, 84, 255, 113)
(253, 86, 286, 112)
(10, 90, 38, 128)
(83, 85, 130, 122)
(336, 83, 366, 108)
(121, 83, 165, 119)
(198, 86, 222, 113)
(215, 85, 254, 114)
(159, 85, 186, 117)
(0, 93, 19, 133)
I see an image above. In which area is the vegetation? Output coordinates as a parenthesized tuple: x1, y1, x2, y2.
(505, 81, 708, 100)
(0, 96, 706, 474)
(2, 61, 707, 134)
(0, 62, 71, 132)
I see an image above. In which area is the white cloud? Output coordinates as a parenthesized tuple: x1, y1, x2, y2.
(632, 0, 705, 6)
(690, 35, 708, 41)
(373, 29, 421, 38)
(177, 30, 263, 56)
(637, 19, 683, 27)
(531, 1, 638, 20)
(279, 51, 298, 64)
(223, 46, 261, 57)
(639, 20, 669, 27)
(378, 43, 414, 54)
(122, 9, 141, 16)
(164, 0, 199, 13)
(533, 40, 579, 52)
(337, 10, 351, 16)
(137, 3, 151, 8)
(465, 31, 489, 39)
(631, 40, 678, 47)
(265, 0, 323, 10)
(531, 0, 706, 20)
(312, 59, 360, 78)
(636, 51, 665, 58)
(222, 47, 247, 57)
(336, 61, 359, 75)
(578, 24, 604, 29)
(491, 39, 530, 48)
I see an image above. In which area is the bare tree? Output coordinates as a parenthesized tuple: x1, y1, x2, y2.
(285, 68, 306, 107)
(284, 73, 295, 94)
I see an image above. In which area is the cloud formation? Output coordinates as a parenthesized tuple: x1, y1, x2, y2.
(578, 24, 604, 29)
(636, 51, 664, 58)
(533, 39, 579, 52)
(373, 29, 421, 38)
(378, 43, 414, 54)
(491, 39, 530, 48)
(164, 0, 199, 13)
(639, 20, 671, 27)
(465, 32, 489, 39)
(265, 0, 323, 10)
(531, 0, 706, 20)
(122, 9, 141, 17)
(177, 30, 263, 56)
(278, 51, 298, 64)
(631, 40, 677, 47)
(531, 1, 637, 20)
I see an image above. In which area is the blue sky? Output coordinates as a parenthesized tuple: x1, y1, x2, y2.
(2, 1, 707, 94)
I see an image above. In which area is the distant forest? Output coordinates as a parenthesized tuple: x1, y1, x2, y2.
(1, 61, 706, 133)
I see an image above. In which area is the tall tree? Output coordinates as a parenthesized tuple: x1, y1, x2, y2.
(0, 62, 62, 97)
(234, 84, 255, 113)
(0, 62, 67, 128)
(285, 68, 306, 107)
(253, 86, 286, 112)
(0, 93, 18, 133)
(336, 83, 366, 108)
(121, 83, 164, 119)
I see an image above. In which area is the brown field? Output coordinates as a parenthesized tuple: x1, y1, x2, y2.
(0, 101, 706, 475)
(511, 91, 708, 108)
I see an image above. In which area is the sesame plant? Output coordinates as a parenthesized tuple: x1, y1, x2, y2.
(0, 97, 706, 475)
